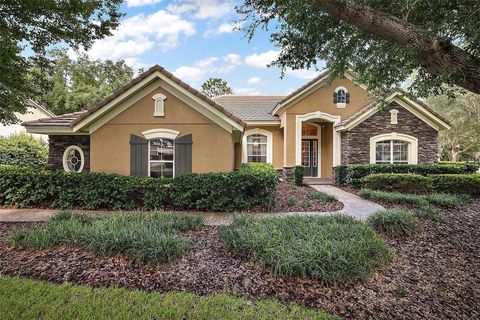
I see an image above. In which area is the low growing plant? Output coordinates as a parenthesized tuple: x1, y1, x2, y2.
(359, 189, 469, 208)
(11, 211, 204, 265)
(308, 191, 337, 202)
(220, 214, 394, 285)
(367, 209, 420, 236)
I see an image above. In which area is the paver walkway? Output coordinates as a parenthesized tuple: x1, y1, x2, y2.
(0, 186, 383, 224)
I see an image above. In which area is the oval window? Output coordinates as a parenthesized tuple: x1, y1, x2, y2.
(62, 145, 85, 173)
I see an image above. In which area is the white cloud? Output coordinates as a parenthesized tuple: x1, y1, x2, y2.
(285, 68, 319, 80)
(204, 21, 242, 37)
(247, 77, 261, 85)
(234, 87, 263, 96)
(223, 53, 242, 65)
(173, 56, 235, 83)
(167, 0, 233, 19)
(83, 10, 195, 63)
(244, 50, 280, 68)
(126, 0, 162, 7)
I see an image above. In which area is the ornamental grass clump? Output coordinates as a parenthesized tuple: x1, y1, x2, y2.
(367, 209, 420, 236)
(11, 211, 204, 265)
(220, 214, 393, 285)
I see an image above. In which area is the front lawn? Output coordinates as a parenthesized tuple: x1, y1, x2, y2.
(220, 214, 393, 284)
(11, 211, 204, 265)
(0, 276, 335, 320)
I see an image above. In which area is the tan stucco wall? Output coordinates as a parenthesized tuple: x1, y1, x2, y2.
(90, 86, 235, 176)
(235, 125, 284, 170)
(282, 78, 374, 170)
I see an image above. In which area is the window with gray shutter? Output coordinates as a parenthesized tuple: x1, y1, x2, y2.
(174, 134, 192, 176)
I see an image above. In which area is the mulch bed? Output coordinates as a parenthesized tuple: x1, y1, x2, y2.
(1, 201, 479, 319)
(272, 182, 343, 212)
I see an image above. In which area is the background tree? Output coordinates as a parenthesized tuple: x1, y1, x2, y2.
(428, 92, 480, 162)
(0, 0, 123, 124)
(239, 0, 480, 97)
(32, 49, 134, 115)
(201, 78, 234, 98)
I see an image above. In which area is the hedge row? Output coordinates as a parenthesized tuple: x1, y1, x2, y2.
(334, 163, 478, 187)
(0, 133, 48, 169)
(0, 163, 278, 212)
(360, 173, 480, 195)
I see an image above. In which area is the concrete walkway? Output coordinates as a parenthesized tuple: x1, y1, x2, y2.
(0, 186, 383, 224)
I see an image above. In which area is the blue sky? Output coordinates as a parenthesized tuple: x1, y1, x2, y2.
(70, 0, 323, 96)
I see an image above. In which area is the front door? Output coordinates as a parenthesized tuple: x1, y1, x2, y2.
(301, 139, 318, 177)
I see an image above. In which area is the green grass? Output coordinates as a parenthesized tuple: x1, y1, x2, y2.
(359, 188, 470, 208)
(0, 276, 336, 320)
(11, 211, 204, 265)
(367, 209, 420, 236)
(220, 214, 394, 285)
(308, 191, 337, 202)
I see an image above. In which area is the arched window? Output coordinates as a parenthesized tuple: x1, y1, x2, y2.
(149, 138, 174, 177)
(370, 133, 418, 164)
(333, 87, 349, 108)
(63, 145, 85, 173)
(242, 129, 273, 164)
(152, 93, 167, 117)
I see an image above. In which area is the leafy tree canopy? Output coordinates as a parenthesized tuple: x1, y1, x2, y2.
(0, 0, 123, 124)
(201, 78, 234, 98)
(32, 49, 134, 115)
(428, 92, 480, 162)
(239, 0, 480, 98)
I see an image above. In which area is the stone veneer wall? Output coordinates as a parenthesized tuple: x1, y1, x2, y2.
(47, 135, 90, 172)
(341, 102, 438, 164)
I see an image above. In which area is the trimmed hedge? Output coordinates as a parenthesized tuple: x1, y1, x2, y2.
(334, 163, 478, 187)
(293, 165, 304, 186)
(431, 174, 480, 196)
(0, 133, 48, 169)
(0, 163, 278, 212)
(361, 174, 433, 194)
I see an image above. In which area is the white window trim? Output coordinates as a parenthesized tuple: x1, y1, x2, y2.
(152, 93, 167, 117)
(390, 109, 399, 124)
(242, 128, 273, 164)
(369, 132, 418, 164)
(62, 145, 85, 173)
(147, 139, 175, 178)
(334, 86, 348, 108)
(142, 128, 179, 140)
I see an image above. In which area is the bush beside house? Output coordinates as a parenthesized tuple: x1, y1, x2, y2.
(0, 163, 278, 212)
(0, 133, 48, 169)
(334, 163, 478, 187)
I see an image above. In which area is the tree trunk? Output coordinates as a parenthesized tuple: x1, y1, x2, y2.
(309, 0, 480, 94)
(450, 147, 458, 162)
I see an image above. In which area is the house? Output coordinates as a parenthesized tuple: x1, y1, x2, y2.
(22, 65, 450, 179)
(0, 100, 54, 140)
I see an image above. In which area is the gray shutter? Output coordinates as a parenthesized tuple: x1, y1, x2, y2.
(346, 92, 350, 104)
(130, 134, 148, 176)
(333, 92, 338, 103)
(175, 134, 192, 176)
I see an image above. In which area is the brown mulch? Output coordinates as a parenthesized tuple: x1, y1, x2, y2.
(1, 201, 480, 319)
(273, 182, 343, 212)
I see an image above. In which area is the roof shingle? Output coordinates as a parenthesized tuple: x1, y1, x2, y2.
(212, 95, 284, 121)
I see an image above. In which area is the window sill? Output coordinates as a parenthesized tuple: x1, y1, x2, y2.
(335, 103, 346, 108)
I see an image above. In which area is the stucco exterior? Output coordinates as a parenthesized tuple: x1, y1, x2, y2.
(90, 86, 235, 175)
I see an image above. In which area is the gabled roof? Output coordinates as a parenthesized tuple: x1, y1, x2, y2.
(213, 95, 284, 122)
(23, 65, 246, 134)
(336, 91, 451, 131)
(27, 99, 55, 117)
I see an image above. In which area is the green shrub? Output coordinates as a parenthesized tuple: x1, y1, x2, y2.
(0, 133, 48, 169)
(413, 204, 440, 221)
(308, 191, 337, 202)
(431, 174, 480, 196)
(438, 161, 480, 168)
(367, 209, 420, 236)
(361, 173, 433, 194)
(334, 165, 348, 185)
(293, 165, 304, 186)
(344, 163, 478, 187)
(359, 188, 468, 208)
(220, 214, 393, 284)
(11, 211, 204, 265)
(0, 163, 278, 212)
